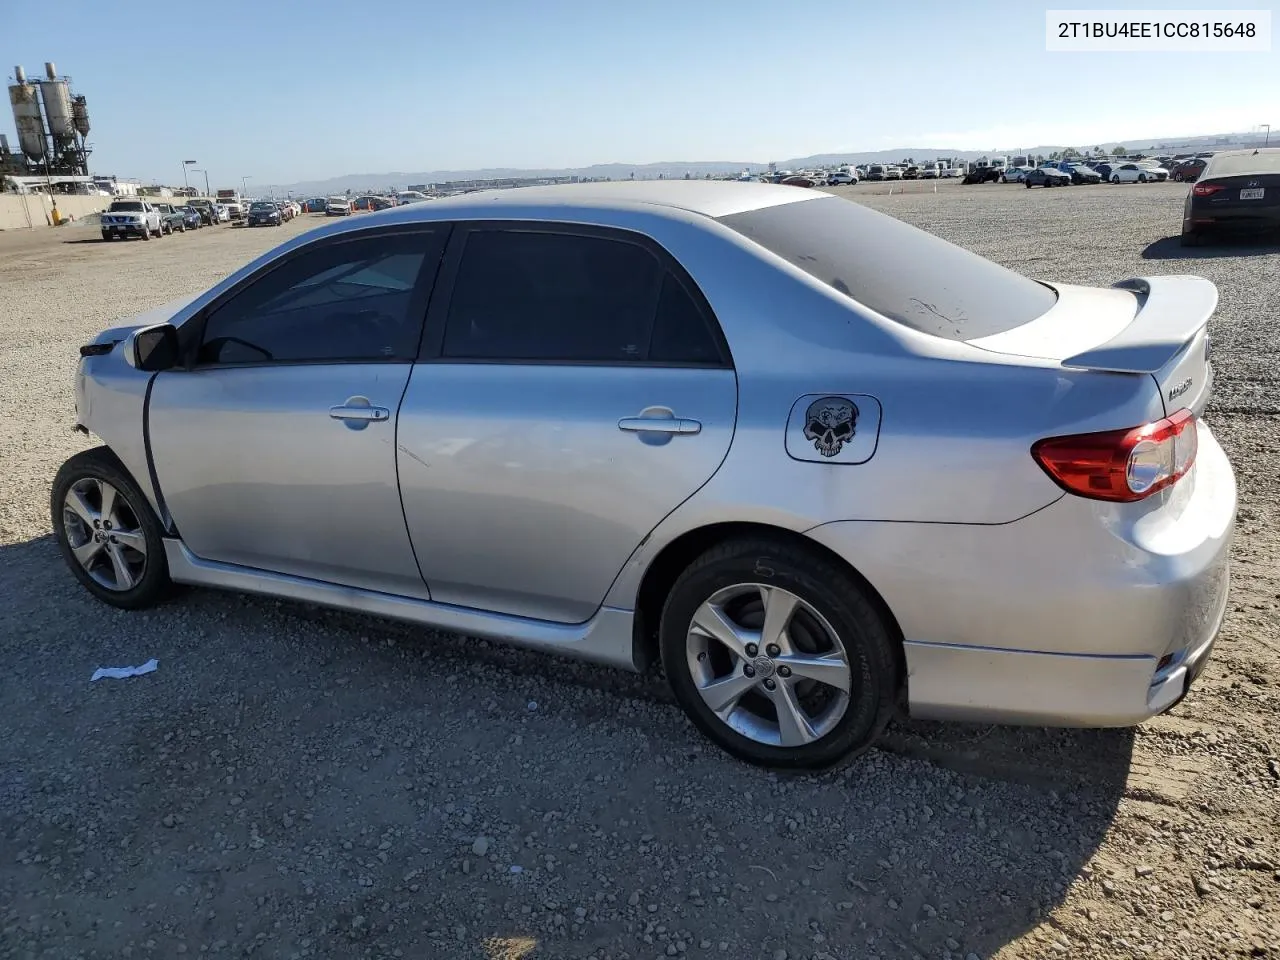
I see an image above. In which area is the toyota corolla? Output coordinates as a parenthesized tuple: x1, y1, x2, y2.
(55, 181, 1235, 769)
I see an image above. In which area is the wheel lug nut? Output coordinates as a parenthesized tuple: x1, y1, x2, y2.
(764, 678, 776, 690)
(766, 644, 780, 657)
(743, 665, 756, 678)
(745, 644, 758, 657)
(697, 651, 707, 662)
(92, 520, 100, 528)
(778, 665, 791, 678)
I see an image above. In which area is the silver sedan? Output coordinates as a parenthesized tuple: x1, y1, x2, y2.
(55, 182, 1236, 769)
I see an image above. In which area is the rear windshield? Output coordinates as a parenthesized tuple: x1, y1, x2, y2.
(1203, 149, 1280, 178)
(109, 201, 144, 211)
(716, 195, 1058, 341)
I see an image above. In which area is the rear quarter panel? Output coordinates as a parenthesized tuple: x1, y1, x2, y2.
(600, 219, 1165, 609)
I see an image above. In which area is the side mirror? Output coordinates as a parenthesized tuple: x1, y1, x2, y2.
(133, 324, 180, 372)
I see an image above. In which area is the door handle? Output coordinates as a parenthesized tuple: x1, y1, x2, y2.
(329, 396, 390, 430)
(330, 405, 389, 422)
(618, 416, 701, 435)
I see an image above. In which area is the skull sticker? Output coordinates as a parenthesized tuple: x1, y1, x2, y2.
(802, 397, 859, 458)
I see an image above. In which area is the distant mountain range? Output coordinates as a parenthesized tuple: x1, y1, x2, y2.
(253, 130, 1264, 196)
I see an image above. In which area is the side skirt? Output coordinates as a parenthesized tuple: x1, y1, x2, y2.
(163, 539, 640, 671)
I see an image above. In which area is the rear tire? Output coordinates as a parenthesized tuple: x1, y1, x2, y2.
(51, 447, 172, 610)
(1181, 230, 1205, 247)
(659, 536, 899, 770)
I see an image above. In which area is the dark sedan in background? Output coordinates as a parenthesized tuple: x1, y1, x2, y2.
(246, 200, 283, 227)
(1025, 167, 1072, 189)
(1067, 164, 1102, 185)
(1182, 148, 1280, 246)
(179, 205, 203, 230)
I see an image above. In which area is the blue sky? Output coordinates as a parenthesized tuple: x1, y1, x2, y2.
(6, 0, 1276, 185)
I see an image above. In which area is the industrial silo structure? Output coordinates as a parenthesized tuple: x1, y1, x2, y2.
(4, 62, 92, 177)
(9, 65, 46, 160)
(39, 62, 76, 150)
(72, 95, 90, 138)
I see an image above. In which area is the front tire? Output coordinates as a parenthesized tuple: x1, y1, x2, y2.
(659, 537, 899, 770)
(51, 447, 172, 610)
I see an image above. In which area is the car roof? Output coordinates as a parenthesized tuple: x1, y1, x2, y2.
(407, 180, 817, 221)
(1203, 147, 1280, 178)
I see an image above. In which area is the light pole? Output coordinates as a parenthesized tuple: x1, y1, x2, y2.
(241, 175, 252, 198)
(191, 169, 210, 197)
(182, 159, 197, 193)
(1263, 124, 1272, 147)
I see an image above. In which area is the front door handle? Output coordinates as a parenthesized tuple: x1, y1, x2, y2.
(329, 396, 390, 430)
(618, 416, 701, 435)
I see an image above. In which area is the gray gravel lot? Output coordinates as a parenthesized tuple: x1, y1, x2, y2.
(2, 187, 1278, 960)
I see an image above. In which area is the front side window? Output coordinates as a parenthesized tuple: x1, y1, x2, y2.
(440, 228, 724, 365)
(197, 231, 444, 365)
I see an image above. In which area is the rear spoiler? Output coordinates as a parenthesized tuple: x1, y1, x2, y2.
(1061, 275, 1217, 374)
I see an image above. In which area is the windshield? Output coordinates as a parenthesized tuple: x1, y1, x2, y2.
(109, 201, 144, 212)
(716, 195, 1057, 341)
(250, 202, 275, 211)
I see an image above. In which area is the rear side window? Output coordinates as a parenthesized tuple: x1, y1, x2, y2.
(440, 229, 725, 365)
(717, 195, 1057, 340)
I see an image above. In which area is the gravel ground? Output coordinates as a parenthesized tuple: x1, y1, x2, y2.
(1, 188, 1278, 960)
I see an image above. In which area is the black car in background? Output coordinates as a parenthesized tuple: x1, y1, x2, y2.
(962, 166, 1001, 184)
(1024, 167, 1072, 188)
(1068, 165, 1103, 185)
(246, 200, 283, 227)
(188, 199, 218, 226)
(1182, 148, 1280, 246)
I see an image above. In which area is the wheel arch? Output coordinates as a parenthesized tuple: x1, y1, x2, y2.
(630, 521, 906, 685)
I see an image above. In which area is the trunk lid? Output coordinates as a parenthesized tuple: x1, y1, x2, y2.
(966, 275, 1216, 417)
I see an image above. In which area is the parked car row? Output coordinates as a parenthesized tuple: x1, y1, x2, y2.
(99, 199, 228, 241)
(300, 192, 431, 214)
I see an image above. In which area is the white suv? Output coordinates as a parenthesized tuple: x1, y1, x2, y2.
(100, 200, 162, 241)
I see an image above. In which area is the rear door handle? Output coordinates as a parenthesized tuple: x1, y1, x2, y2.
(618, 416, 701, 435)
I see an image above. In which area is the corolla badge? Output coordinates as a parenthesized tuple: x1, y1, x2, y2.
(1168, 377, 1193, 402)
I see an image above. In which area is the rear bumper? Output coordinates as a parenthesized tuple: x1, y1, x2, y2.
(805, 420, 1236, 727)
(1185, 204, 1280, 234)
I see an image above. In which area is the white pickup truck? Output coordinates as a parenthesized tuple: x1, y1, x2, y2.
(99, 199, 163, 241)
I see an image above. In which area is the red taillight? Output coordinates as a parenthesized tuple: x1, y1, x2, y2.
(1031, 410, 1198, 503)
(1192, 183, 1223, 196)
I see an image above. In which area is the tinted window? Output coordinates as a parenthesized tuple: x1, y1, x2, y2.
(717, 195, 1057, 341)
(649, 273, 723, 364)
(442, 229, 722, 364)
(198, 231, 442, 365)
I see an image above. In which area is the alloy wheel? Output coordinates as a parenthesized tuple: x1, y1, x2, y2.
(61, 478, 148, 591)
(685, 583, 852, 748)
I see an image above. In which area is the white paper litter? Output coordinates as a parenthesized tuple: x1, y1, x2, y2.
(90, 658, 159, 682)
